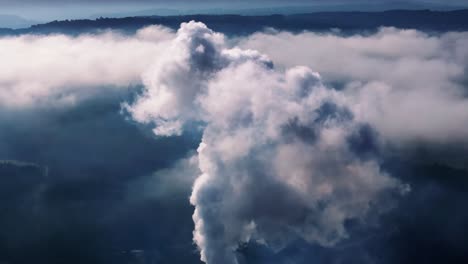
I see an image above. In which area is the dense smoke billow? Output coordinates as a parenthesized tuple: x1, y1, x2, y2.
(1, 20, 468, 264)
(125, 22, 467, 263)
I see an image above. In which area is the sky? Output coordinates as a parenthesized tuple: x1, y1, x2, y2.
(1, 0, 468, 21)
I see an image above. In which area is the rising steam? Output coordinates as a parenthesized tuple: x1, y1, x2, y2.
(126, 21, 409, 264)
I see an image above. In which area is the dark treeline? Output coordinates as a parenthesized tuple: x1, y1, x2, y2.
(1, 9, 468, 36)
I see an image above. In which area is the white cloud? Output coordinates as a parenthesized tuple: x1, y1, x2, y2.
(238, 28, 468, 145)
(0, 25, 174, 108)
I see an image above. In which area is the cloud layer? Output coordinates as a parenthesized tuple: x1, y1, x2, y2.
(239, 28, 468, 146)
(0, 25, 173, 108)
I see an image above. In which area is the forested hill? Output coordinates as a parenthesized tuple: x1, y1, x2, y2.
(1, 9, 468, 36)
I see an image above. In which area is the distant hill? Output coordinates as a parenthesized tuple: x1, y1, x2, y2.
(0, 14, 38, 29)
(90, 8, 184, 19)
(89, 2, 467, 18)
(2, 9, 468, 36)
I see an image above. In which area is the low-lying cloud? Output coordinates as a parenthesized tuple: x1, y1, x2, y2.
(0, 25, 174, 108)
(239, 28, 468, 146)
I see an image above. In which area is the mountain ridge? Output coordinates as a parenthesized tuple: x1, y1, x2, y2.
(2, 9, 468, 36)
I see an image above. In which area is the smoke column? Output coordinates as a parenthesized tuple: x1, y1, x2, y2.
(126, 21, 408, 264)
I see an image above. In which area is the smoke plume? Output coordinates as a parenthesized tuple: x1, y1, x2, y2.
(126, 21, 409, 264)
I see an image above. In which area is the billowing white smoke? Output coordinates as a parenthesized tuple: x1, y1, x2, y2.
(126, 22, 409, 264)
(125, 22, 271, 136)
